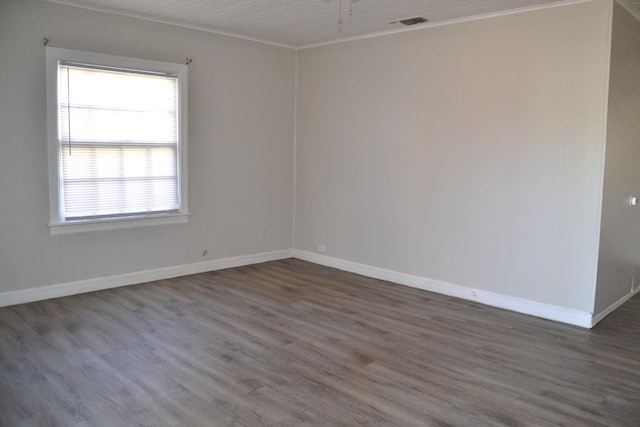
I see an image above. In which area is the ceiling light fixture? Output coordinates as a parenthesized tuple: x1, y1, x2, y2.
(323, 0, 359, 34)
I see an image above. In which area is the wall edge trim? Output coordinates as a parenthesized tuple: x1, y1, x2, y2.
(293, 250, 594, 328)
(0, 249, 293, 308)
(299, 0, 600, 49)
(42, 0, 602, 50)
(2, 247, 602, 329)
(591, 285, 640, 326)
(42, 0, 296, 49)
(616, 0, 640, 22)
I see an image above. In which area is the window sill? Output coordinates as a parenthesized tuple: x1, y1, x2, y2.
(49, 212, 189, 235)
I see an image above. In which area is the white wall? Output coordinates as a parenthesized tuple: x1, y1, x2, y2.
(1, 0, 627, 324)
(295, 1, 612, 313)
(0, 0, 294, 293)
(595, 2, 640, 315)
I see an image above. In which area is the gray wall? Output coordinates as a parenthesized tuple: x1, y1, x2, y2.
(1, 0, 628, 319)
(595, 2, 640, 314)
(295, 1, 612, 312)
(0, 0, 295, 292)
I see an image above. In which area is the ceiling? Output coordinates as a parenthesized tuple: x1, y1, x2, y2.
(45, 0, 640, 48)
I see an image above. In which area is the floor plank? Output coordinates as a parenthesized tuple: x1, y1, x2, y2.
(1, 259, 639, 426)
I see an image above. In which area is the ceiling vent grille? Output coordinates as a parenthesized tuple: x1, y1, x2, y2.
(390, 17, 428, 26)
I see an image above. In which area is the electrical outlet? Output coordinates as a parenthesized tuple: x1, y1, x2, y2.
(317, 244, 326, 253)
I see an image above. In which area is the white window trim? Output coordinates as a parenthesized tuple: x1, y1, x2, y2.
(46, 47, 189, 235)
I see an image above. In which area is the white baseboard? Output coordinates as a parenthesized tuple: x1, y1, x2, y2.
(591, 285, 640, 327)
(0, 249, 293, 308)
(1, 247, 598, 329)
(292, 249, 594, 328)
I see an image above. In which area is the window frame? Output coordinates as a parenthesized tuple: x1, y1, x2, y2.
(46, 47, 189, 235)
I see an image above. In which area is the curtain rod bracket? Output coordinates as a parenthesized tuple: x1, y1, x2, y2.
(186, 58, 192, 65)
(43, 37, 50, 46)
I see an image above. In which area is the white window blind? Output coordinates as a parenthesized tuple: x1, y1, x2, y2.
(57, 63, 180, 220)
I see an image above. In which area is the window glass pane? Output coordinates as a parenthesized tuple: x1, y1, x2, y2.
(59, 106, 177, 144)
(61, 146, 179, 219)
(57, 62, 180, 220)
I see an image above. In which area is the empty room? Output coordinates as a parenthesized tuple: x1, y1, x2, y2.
(1, 0, 640, 424)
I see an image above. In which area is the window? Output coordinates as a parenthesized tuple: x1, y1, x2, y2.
(46, 48, 188, 234)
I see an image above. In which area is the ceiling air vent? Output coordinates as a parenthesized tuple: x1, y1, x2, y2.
(389, 17, 428, 26)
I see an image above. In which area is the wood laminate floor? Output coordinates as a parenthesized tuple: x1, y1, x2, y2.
(1, 259, 639, 426)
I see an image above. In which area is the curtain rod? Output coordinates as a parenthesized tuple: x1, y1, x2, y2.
(43, 37, 193, 65)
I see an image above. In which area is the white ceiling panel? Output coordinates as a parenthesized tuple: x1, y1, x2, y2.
(44, 0, 640, 48)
